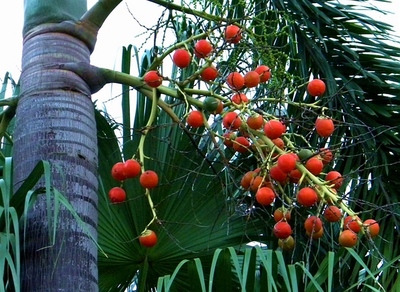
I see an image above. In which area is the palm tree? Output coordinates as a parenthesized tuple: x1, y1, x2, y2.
(11, 0, 122, 290)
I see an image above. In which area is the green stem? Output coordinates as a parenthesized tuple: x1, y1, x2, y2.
(138, 88, 160, 228)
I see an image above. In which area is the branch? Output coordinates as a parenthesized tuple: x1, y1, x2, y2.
(59, 62, 209, 109)
(147, 0, 235, 23)
(80, 0, 123, 33)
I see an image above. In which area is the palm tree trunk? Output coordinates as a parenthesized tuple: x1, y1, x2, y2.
(13, 28, 99, 290)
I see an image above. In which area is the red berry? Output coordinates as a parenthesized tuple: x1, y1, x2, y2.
(363, 219, 379, 238)
(323, 205, 342, 222)
(225, 25, 242, 43)
(139, 229, 158, 247)
(226, 72, 245, 90)
(223, 131, 236, 147)
(255, 65, 271, 82)
(325, 171, 343, 189)
(277, 153, 297, 173)
(201, 65, 219, 81)
(140, 170, 159, 189)
(269, 165, 288, 183)
(339, 230, 358, 247)
(344, 216, 361, 233)
(304, 215, 323, 233)
(172, 49, 191, 68)
(123, 159, 141, 178)
(246, 114, 264, 130)
(233, 136, 250, 153)
(289, 169, 302, 184)
(144, 71, 163, 88)
(194, 39, 212, 58)
(231, 93, 248, 105)
(297, 187, 318, 207)
(111, 162, 127, 181)
(222, 112, 242, 130)
(305, 157, 324, 176)
(273, 221, 292, 239)
(108, 187, 126, 203)
(307, 79, 326, 97)
(255, 187, 276, 206)
(187, 110, 204, 128)
(320, 148, 333, 165)
(244, 71, 260, 88)
(264, 120, 285, 139)
(315, 117, 334, 137)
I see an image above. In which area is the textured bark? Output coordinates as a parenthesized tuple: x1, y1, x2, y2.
(13, 29, 98, 291)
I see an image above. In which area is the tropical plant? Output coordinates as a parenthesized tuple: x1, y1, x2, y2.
(1, 0, 400, 291)
(93, 0, 400, 290)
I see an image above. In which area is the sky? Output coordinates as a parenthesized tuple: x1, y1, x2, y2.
(0, 0, 399, 108)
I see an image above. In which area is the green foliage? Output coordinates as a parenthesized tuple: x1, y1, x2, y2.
(0, 157, 101, 291)
(156, 246, 400, 291)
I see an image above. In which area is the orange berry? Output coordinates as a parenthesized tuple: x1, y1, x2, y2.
(297, 187, 318, 207)
(246, 114, 264, 130)
(139, 170, 159, 189)
(241, 170, 256, 189)
(304, 215, 323, 233)
(224, 24, 241, 43)
(315, 117, 334, 137)
(226, 72, 245, 90)
(306, 226, 324, 239)
(363, 219, 379, 238)
(272, 137, 285, 149)
(323, 205, 342, 222)
(214, 100, 224, 115)
(249, 175, 266, 192)
(339, 230, 358, 247)
(172, 49, 191, 68)
(273, 208, 291, 222)
(231, 93, 248, 105)
(307, 79, 326, 97)
(233, 136, 250, 153)
(194, 39, 212, 58)
(255, 65, 271, 82)
(344, 216, 362, 233)
(187, 110, 204, 128)
(244, 70, 260, 88)
(289, 169, 302, 184)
